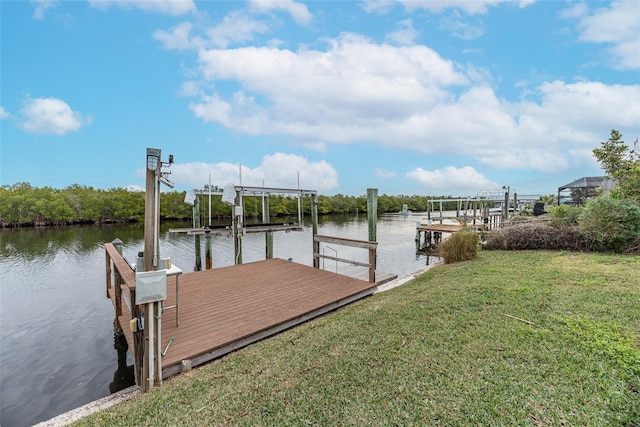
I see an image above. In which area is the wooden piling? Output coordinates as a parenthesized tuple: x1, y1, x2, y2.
(367, 188, 377, 243)
(205, 227, 212, 269)
(143, 150, 159, 272)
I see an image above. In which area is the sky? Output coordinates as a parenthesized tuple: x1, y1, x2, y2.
(1, 0, 639, 197)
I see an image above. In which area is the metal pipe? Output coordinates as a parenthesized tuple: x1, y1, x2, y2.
(147, 302, 154, 388)
(156, 301, 162, 386)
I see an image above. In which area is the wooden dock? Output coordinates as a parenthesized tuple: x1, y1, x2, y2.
(106, 248, 393, 382)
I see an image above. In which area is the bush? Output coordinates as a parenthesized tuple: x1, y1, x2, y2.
(484, 218, 585, 251)
(578, 197, 640, 253)
(437, 230, 478, 264)
(547, 204, 584, 227)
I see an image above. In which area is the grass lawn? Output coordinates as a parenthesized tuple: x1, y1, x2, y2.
(77, 251, 639, 426)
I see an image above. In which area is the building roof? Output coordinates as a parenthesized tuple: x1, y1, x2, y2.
(558, 176, 606, 192)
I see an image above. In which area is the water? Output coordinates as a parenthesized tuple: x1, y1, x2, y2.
(0, 213, 431, 426)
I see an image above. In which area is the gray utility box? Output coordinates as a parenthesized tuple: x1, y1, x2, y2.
(135, 270, 168, 304)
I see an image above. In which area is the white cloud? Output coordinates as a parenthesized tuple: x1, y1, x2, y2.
(361, 0, 395, 15)
(438, 12, 485, 40)
(386, 19, 419, 46)
(88, 0, 196, 16)
(565, 1, 640, 70)
(18, 97, 92, 135)
(248, 0, 313, 25)
(398, 0, 531, 15)
(125, 184, 144, 192)
(178, 30, 637, 175)
(169, 153, 338, 191)
(31, 0, 56, 20)
(192, 33, 467, 136)
(0, 107, 10, 119)
(375, 168, 396, 178)
(205, 11, 270, 48)
(406, 166, 498, 194)
(154, 22, 200, 50)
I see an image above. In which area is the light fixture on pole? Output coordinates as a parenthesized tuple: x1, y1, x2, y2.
(147, 148, 161, 171)
(144, 148, 173, 272)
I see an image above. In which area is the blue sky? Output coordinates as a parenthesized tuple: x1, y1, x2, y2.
(1, 0, 639, 197)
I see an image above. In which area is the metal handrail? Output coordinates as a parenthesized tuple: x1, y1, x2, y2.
(322, 246, 338, 273)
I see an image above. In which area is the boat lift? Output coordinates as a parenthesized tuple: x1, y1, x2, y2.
(170, 185, 318, 270)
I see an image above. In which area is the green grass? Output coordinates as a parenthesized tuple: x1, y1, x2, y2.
(77, 251, 639, 426)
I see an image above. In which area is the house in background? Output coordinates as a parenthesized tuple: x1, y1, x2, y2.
(557, 176, 616, 206)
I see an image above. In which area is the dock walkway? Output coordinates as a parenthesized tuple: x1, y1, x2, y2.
(108, 257, 388, 380)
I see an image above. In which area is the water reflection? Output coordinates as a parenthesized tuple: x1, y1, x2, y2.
(109, 333, 135, 394)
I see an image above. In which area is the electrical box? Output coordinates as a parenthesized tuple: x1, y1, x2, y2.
(135, 270, 167, 304)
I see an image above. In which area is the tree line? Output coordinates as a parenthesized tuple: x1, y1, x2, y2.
(0, 183, 469, 228)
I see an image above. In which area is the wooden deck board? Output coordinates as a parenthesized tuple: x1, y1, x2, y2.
(110, 258, 384, 379)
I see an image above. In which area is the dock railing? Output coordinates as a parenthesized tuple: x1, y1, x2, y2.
(313, 235, 377, 283)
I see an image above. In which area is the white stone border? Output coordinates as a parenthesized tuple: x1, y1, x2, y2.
(34, 386, 140, 427)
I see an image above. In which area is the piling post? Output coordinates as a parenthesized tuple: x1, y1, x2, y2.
(367, 188, 377, 243)
(311, 193, 319, 268)
(367, 188, 378, 283)
(367, 189, 378, 283)
(204, 227, 212, 269)
(265, 230, 274, 259)
(144, 148, 161, 272)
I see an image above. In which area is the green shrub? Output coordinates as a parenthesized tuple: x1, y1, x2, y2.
(578, 197, 640, 253)
(547, 204, 584, 227)
(437, 230, 478, 263)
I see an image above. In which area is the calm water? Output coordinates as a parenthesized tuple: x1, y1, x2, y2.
(0, 213, 432, 426)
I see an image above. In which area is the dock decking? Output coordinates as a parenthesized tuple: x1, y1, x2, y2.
(109, 257, 389, 380)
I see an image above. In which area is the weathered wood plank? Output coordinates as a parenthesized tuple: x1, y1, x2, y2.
(314, 234, 378, 250)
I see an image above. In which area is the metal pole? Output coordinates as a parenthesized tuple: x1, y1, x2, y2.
(156, 301, 162, 386)
(194, 196, 201, 271)
(233, 190, 242, 265)
(503, 189, 509, 222)
(312, 193, 319, 269)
